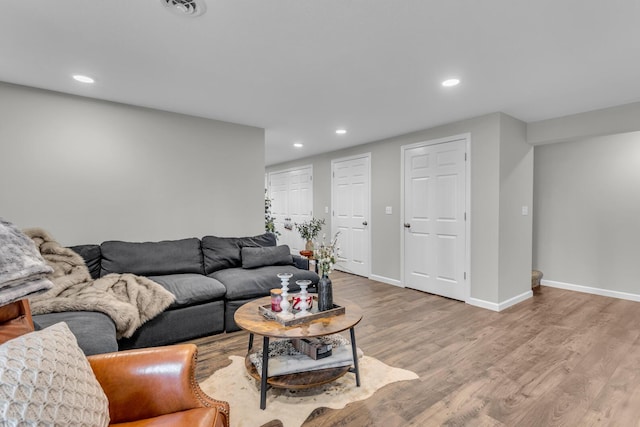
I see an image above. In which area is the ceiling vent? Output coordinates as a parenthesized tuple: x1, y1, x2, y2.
(162, 0, 206, 17)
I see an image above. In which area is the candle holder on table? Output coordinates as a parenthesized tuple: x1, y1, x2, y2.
(277, 273, 294, 318)
(295, 280, 312, 316)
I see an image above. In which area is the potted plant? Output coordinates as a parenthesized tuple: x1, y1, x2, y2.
(264, 190, 280, 239)
(295, 218, 325, 251)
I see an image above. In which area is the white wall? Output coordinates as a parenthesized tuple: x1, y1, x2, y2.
(498, 115, 534, 302)
(529, 101, 640, 299)
(0, 82, 265, 245)
(533, 131, 640, 296)
(527, 101, 640, 145)
(268, 112, 534, 307)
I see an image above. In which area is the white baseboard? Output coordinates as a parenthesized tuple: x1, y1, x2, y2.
(466, 297, 499, 311)
(542, 279, 640, 302)
(369, 274, 403, 287)
(498, 290, 534, 311)
(467, 290, 533, 312)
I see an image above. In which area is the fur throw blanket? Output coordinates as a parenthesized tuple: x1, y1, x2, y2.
(25, 228, 175, 339)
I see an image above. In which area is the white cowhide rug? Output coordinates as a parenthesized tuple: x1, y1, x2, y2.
(199, 355, 419, 427)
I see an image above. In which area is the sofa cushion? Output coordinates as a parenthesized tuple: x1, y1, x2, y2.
(211, 265, 319, 300)
(69, 244, 102, 279)
(202, 233, 277, 274)
(33, 311, 118, 356)
(100, 238, 203, 276)
(118, 300, 225, 350)
(241, 245, 293, 269)
(149, 274, 227, 309)
(0, 322, 110, 427)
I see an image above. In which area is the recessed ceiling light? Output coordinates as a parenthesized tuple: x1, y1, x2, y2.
(442, 78, 460, 87)
(162, 0, 206, 17)
(293, 143, 304, 148)
(72, 75, 95, 84)
(335, 129, 347, 135)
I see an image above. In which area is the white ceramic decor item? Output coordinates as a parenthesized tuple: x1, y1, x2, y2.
(277, 273, 294, 319)
(296, 280, 312, 316)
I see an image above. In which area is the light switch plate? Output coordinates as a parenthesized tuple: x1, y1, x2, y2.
(385, 206, 392, 215)
(521, 206, 529, 215)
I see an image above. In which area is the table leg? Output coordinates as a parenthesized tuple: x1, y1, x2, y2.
(248, 333, 254, 352)
(260, 336, 270, 409)
(350, 327, 361, 387)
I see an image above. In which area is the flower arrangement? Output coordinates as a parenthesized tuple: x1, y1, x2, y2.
(295, 218, 325, 241)
(313, 231, 340, 277)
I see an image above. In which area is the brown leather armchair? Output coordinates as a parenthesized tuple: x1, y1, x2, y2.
(0, 300, 230, 427)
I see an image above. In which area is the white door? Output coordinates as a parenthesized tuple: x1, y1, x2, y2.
(268, 167, 313, 254)
(287, 168, 313, 254)
(403, 137, 467, 300)
(269, 171, 289, 243)
(332, 154, 371, 277)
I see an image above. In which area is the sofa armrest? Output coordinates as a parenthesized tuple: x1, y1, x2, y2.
(87, 344, 229, 426)
(0, 299, 35, 345)
(292, 254, 309, 270)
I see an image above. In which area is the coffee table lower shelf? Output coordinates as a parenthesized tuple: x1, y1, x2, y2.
(234, 296, 363, 409)
(244, 355, 351, 390)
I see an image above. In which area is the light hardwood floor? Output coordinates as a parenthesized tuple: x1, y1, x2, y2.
(189, 271, 640, 426)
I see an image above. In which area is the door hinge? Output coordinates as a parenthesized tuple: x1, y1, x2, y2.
(332, 171, 335, 178)
(464, 212, 467, 221)
(310, 176, 313, 181)
(464, 272, 467, 280)
(465, 152, 467, 161)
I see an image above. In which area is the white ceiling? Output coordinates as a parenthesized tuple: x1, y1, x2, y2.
(2, 1, 639, 165)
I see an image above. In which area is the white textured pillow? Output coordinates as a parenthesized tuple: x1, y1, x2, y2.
(0, 322, 109, 426)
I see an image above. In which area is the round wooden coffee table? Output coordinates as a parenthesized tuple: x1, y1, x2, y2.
(234, 297, 363, 409)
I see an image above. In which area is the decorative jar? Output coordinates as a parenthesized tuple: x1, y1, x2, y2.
(270, 288, 282, 312)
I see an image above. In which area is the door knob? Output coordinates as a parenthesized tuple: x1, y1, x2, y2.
(362, 221, 368, 226)
(404, 223, 411, 228)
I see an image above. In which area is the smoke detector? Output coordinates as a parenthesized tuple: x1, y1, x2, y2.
(162, 0, 206, 17)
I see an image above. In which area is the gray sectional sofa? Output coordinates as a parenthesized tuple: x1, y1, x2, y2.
(32, 233, 318, 355)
